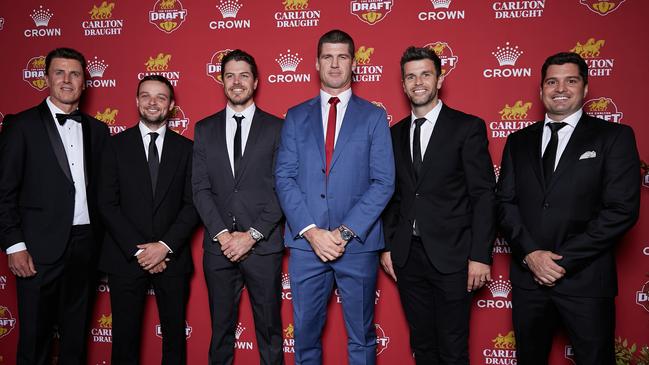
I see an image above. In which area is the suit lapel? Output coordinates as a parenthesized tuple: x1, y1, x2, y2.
(525, 121, 544, 188)
(235, 109, 263, 183)
(153, 128, 181, 210)
(546, 115, 594, 192)
(39, 102, 73, 183)
(127, 127, 155, 203)
(307, 97, 326, 169)
(329, 96, 358, 171)
(415, 106, 449, 189)
(215, 112, 236, 182)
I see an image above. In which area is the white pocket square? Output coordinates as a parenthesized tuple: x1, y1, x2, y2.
(579, 151, 596, 160)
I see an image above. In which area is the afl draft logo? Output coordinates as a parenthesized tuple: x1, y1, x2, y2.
(210, 0, 251, 29)
(350, 0, 395, 25)
(267, 49, 311, 84)
(418, 0, 466, 22)
(423, 41, 458, 77)
(275, 0, 321, 28)
(283, 323, 295, 353)
(0, 306, 16, 339)
(168, 106, 190, 135)
(90, 313, 112, 343)
(83, 1, 124, 36)
(569, 38, 614, 77)
(583, 97, 623, 123)
(207, 49, 233, 85)
(25, 5, 61, 37)
(580, 0, 626, 16)
(371, 101, 393, 126)
(156, 321, 193, 339)
(22, 56, 47, 91)
(353, 46, 384, 83)
(149, 0, 188, 33)
(281, 272, 292, 300)
(375, 323, 390, 355)
(636, 281, 649, 313)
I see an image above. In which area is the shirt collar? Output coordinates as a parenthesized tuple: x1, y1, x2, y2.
(46, 97, 79, 122)
(226, 103, 256, 122)
(544, 109, 582, 129)
(320, 88, 352, 109)
(139, 121, 167, 140)
(411, 99, 443, 126)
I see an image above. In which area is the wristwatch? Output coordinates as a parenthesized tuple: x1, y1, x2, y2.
(338, 226, 354, 242)
(249, 228, 263, 242)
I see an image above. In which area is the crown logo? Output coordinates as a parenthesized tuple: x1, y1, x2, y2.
(30, 6, 53, 27)
(283, 323, 294, 338)
(283, 0, 308, 10)
(492, 331, 516, 349)
(97, 313, 112, 328)
(492, 42, 523, 66)
(235, 322, 245, 340)
(275, 49, 302, 72)
(355, 46, 374, 65)
(486, 276, 512, 298)
(281, 272, 291, 290)
(431, 0, 452, 9)
(217, 0, 243, 18)
(95, 108, 119, 125)
(87, 57, 108, 78)
(89, 1, 115, 19)
(570, 38, 605, 59)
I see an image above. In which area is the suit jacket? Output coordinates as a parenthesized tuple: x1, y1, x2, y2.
(192, 107, 284, 256)
(0, 100, 109, 264)
(383, 105, 497, 273)
(497, 113, 640, 297)
(275, 94, 395, 253)
(98, 125, 198, 277)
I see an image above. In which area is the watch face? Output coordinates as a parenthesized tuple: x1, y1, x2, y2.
(341, 230, 352, 241)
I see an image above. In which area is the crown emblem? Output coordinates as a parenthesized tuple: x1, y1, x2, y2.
(281, 272, 291, 290)
(87, 57, 108, 78)
(486, 276, 512, 298)
(217, 0, 243, 18)
(431, 0, 452, 9)
(95, 108, 119, 125)
(235, 322, 245, 340)
(97, 313, 112, 328)
(30, 6, 53, 27)
(275, 49, 302, 72)
(492, 42, 523, 66)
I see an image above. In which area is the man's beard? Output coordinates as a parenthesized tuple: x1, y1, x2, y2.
(139, 110, 168, 128)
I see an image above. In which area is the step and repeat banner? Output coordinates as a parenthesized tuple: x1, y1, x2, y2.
(0, 1, 648, 364)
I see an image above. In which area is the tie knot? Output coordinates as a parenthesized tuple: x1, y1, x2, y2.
(328, 97, 340, 106)
(55, 110, 83, 125)
(547, 122, 567, 133)
(413, 118, 426, 128)
(233, 115, 244, 125)
(149, 132, 159, 142)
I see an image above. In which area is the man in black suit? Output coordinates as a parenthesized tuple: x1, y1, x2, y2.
(192, 49, 284, 365)
(0, 48, 109, 365)
(496, 52, 640, 364)
(381, 46, 496, 365)
(98, 75, 198, 365)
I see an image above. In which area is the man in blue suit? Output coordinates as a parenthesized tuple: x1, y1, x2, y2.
(275, 29, 395, 365)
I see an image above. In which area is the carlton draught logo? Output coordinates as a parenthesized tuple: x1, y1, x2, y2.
(375, 323, 390, 355)
(636, 281, 649, 313)
(584, 97, 623, 123)
(83, 1, 124, 36)
(90, 313, 112, 343)
(86, 56, 117, 88)
(139, 53, 181, 86)
(371, 101, 393, 126)
(492, 0, 545, 19)
(490, 100, 535, 138)
(267, 49, 311, 84)
(206, 49, 233, 85)
(580, 0, 626, 16)
(275, 0, 321, 28)
(477, 276, 513, 309)
(156, 321, 193, 339)
(350, 0, 394, 25)
(0, 306, 16, 339)
(234, 321, 254, 350)
(168, 106, 190, 135)
(484, 42, 531, 79)
(353, 46, 384, 83)
(424, 41, 458, 77)
(569, 38, 614, 77)
(493, 236, 511, 254)
(25, 5, 61, 37)
(95, 107, 126, 135)
(149, 0, 188, 34)
(482, 331, 517, 364)
(209, 0, 250, 29)
(418, 0, 466, 21)
(22, 56, 47, 91)
(281, 272, 292, 300)
(283, 323, 295, 353)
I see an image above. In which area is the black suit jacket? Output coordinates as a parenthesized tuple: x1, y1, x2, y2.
(383, 104, 497, 273)
(98, 126, 198, 277)
(497, 113, 640, 297)
(192, 107, 284, 256)
(0, 100, 109, 263)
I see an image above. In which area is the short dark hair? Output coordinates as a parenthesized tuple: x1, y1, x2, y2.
(220, 49, 258, 80)
(137, 75, 175, 102)
(541, 52, 589, 85)
(45, 47, 87, 76)
(317, 29, 355, 58)
(400, 46, 442, 77)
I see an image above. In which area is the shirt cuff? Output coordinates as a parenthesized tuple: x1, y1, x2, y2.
(299, 224, 317, 237)
(6, 242, 27, 254)
(158, 241, 172, 253)
(213, 229, 229, 242)
(134, 249, 144, 257)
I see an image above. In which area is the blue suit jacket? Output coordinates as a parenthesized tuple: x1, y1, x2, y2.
(275, 94, 395, 253)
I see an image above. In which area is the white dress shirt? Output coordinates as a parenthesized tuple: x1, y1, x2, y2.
(139, 121, 167, 162)
(225, 103, 256, 176)
(541, 109, 582, 171)
(409, 100, 444, 161)
(7, 98, 89, 254)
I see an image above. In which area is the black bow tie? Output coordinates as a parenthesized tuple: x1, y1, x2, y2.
(55, 111, 83, 125)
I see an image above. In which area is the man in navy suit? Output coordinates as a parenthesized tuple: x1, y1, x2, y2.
(275, 29, 395, 365)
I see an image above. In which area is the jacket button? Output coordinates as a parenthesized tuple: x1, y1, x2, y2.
(234, 189, 238, 193)
(415, 193, 420, 198)
(543, 203, 549, 209)
(321, 169, 326, 174)
(320, 194, 325, 199)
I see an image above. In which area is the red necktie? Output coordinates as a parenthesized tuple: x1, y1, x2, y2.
(325, 97, 340, 177)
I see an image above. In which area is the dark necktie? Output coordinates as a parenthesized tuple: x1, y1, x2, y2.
(55, 110, 83, 125)
(325, 97, 340, 177)
(148, 132, 159, 192)
(412, 118, 426, 180)
(542, 122, 567, 186)
(233, 115, 244, 177)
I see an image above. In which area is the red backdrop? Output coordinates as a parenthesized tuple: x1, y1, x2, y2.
(0, 1, 647, 364)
